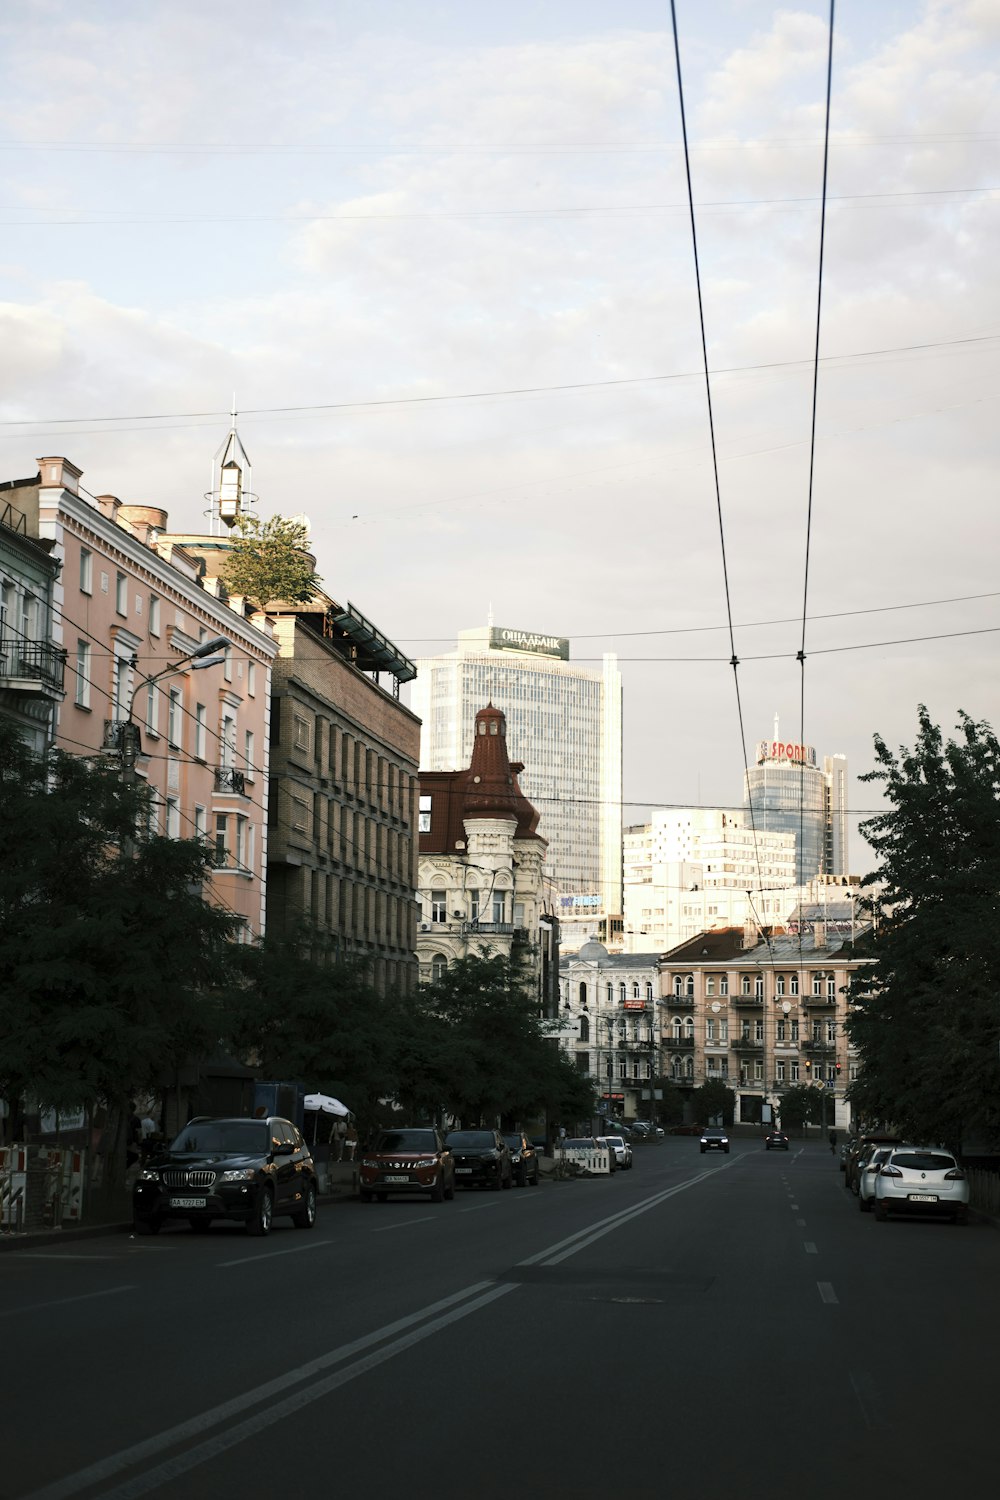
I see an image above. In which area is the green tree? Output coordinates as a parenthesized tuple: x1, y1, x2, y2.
(691, 1078, 735, 1126)
(778, 1084, 825, 1132)
(845, 707, 1000, 1151)
(223, 928, 395, 1137)
(397, 953, 565, 1127)
(220, 514, 322, 613)
(0, 721, 240, 1208)
(654, 1076, 685, 1127)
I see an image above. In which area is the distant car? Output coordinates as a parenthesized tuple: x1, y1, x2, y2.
(133, 1116, 318, 1236)
(857, 1145, 897, 1211)
(445, 1129, 513, 1191)
(630, 1121, 651, 1138)
(358, 1127, 456, 1203)
(700, 1128, 730, 1154)
(604, 1134, 633, 1170)
(764, 1131, 789, 1150)
(874, 1146, 970, 1224)
(502, 1131, 540, 1187)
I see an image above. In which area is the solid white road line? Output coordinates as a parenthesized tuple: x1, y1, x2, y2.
(817, 1281, 839, 1303)
(216, 1238, 336, 1268)
(372, 1216, 436, 1232)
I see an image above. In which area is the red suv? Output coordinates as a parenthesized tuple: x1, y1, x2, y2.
(359, 1127, 456, 1203)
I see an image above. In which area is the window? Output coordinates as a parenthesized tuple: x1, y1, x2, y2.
(776, 975, 785, 996)
(645, 982, 653, 1002)
(492, 892, 506, 924)
(431, 954, 446, 982)
(145, 682, 158, 736)
(776, 1061, 786, 1082)
(194, 806, 207, 842)
(827, 977, 836, 998)
(469, 889, 479, 922)
(706, 1019, 715, 1041)
(579, 1015, 590, 1042)
(235, 816, 247, 870)
(221, 712, 236, 768)
(812, 973, 824, 996)
(224, 643, 233, 683)
(431, 892, 447, 922)
(244, 729, 255, 779)
(706, 976, 715, 995)
(165, 797, 180, 839)
(167, 688, 181, 748)
(115, 572, 127, 615)
(741, 975, 751, 995)
(214, 814, 228, 865)
(418, 794, 432, 832)
(293, 715, 310, 752)
(720, 975, 729, 996)
(247, 662, 256, 696)
(148, 595, 160, 636)
(79, 549, 92, 594)
(113, 656, 129, 721)
(776, 1020, 786, 1041)
(194, 704, 207, 761)
(74, 641, 91, 707)
(790, 974, 799, 995)
(755, 975, 764, 998)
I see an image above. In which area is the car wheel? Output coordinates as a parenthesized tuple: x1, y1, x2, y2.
(247, 1185, 274, 1237)
(873, 1199, 888, 1222)
(134, 1216, 161, 1236)
(188, 1218, 212, 1233)
(293, 1182, 317, 1228)
(430, 1172, 445, 1203)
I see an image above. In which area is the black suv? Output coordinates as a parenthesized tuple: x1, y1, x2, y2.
(502, 1131, 540, 1187)
(133, 1116, 318, 1236)
(700, 1127, 730, 1154)
(444, 1129, 513, 1190)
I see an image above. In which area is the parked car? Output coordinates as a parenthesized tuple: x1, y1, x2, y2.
(595, 1136, 618, 1172)
(845, 1135, 901, 1194)
(873, 1146, 970, 1224)
(857, 1145, 897, 1211)
(764, 1131, 789, 1150)
(630, 1121, 651, 1138)
(133, 1116, 318, 1236)
(604, 1134, 633, 1170)
(502, 1131, 540, 1187)
(444, 1129, 513, 1190)
(700, 1128, 730, 1154)
(358, 1127, 455, 1203)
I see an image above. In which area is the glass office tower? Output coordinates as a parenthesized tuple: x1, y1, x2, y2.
(743, 721, 848, 885)
(409, 626, 622, 926)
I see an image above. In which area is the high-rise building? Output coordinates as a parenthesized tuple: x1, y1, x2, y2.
(409, 625, 622, 940)
(743, 718, 848, 885)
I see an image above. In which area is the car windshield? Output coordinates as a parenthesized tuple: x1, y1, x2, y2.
(502, 1135, 524, 1149)
(605, 1137, 624, 1147)
(446, 1131, 495, 1148)
(563, 1138, 595, 1148)
(171, 1121, 268, 1154)
(375, 1130, 438, 1153)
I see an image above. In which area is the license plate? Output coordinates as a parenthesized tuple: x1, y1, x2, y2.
(456, 1167, 473, 1174)
(908, 1192, 938, 1202)
(384, 1175, 409, 1183)
(170, 1196, 207, 1209)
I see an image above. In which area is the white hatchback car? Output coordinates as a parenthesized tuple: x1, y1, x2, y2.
(857, 1145, 896, 1212)
(873, 1146, 970, 1225)
(604, 1135, 633, 1170)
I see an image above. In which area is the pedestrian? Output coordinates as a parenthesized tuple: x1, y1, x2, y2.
(829, 1129, 837, 1155)
(334, 1116, 348, 1162)
(343, 1121, 357, 1161)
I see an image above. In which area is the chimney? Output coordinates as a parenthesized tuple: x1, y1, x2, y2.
(95, 494, 122, 522)
(118, 503, 168, 544)
(37, 456, 83, 495)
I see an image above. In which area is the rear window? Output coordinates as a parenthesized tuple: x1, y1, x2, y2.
(891, 1151, 956, 1171)
(446, 1131, 495, 1148)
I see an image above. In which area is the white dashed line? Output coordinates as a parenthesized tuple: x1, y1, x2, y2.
(817, 1281, 839, 1304)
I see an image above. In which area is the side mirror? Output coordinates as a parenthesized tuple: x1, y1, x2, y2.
(273, 1141, 295, 1157)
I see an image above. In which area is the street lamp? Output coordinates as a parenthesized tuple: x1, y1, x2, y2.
(119, 636, 231, 777)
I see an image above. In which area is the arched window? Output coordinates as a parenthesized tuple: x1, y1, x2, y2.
(685, 1056, 694, 1079)
(776, 975, 785, 996)
(741, 974, 752, 995)
(431, 954, 446, 981)
(619, 982, 627, 1004)
(606, 982, 614, 1005)
(790, 974, 799, 996)
(754, 975, 764, 998)
(579, 1015, 590, 1042)
(632, 982, 640, 999)
(673, 975, 683, 997)
(684, 1016, 695, 1039)
(579, 981, 588, 1007)
(826, 976, 836, 998)
(685, 974, 695, 997)
(645, 981, 653, 1002)
(812, 972, 824, 996)
(672, 1016, 683, 1040)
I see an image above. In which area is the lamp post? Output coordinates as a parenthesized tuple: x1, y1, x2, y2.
(119, 636, 230, 781)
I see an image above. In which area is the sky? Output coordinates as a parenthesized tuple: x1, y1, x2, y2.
(1, 0, 997, 874)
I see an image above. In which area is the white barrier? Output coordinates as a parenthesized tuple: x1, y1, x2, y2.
(557, 1145, 612, 1176)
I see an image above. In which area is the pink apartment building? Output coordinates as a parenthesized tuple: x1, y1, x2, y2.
(5, 456, 277, 940)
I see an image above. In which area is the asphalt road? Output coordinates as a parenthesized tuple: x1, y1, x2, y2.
(3, 1139, 996, 1500)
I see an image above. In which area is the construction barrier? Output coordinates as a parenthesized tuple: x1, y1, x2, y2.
(0, 1146, 27, 1232)
(0, 1145, 88, 1233)
(557, 1144, 612, 1176)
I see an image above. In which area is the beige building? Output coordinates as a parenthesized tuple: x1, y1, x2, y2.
(417, 703, 549, 1001)
(2, 456, 276, 939)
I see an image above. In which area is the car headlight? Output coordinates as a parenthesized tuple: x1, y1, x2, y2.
(219, 1168, 257, 1182)
(413, 1158, 437, 1169)
(138, 1169, 160, 1182)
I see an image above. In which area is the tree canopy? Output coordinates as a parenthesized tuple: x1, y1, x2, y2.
(845, 707, 1000, 1151)
(220, 514, 323, 613)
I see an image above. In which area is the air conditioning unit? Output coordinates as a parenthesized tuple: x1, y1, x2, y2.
(420, 923, 430, 932)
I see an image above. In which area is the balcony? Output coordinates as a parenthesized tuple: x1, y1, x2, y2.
(0, 633, 66, 697)
(802, 1039, 837, 1054)
(732, 1035, 764, 1052)
(802, 993, 838, 1008)
(731, 994, 764, 1008)
(664, 1035, 695, 1050)
(214, 767, 246, 796)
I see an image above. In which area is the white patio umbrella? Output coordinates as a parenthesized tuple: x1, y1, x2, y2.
(304, 1093, 349, 1116)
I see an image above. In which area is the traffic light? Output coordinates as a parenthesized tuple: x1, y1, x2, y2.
(835, 1062, 842, 1074)
(805, 1059, 812, 1072)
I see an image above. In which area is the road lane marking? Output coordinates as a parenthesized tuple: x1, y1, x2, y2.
(850, 1369, 880, 1427)
(804, 1242, 818, 1254)
(817, 1281, 839, 1303)
(10, 1252, 121, 1261)
(217, 1238, 335, 1268)
(458, 1201, 501, 1212)
(0, 1286, 134, 1320)
(372, 1216, 436, 1232)
(20, 1279, 509, 1500)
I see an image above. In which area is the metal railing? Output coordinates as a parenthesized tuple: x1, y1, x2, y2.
(0, 631, 66, 691)
(214, 767, 246, 795)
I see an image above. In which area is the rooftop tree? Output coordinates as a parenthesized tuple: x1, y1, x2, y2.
(220, 514, 323, 613)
